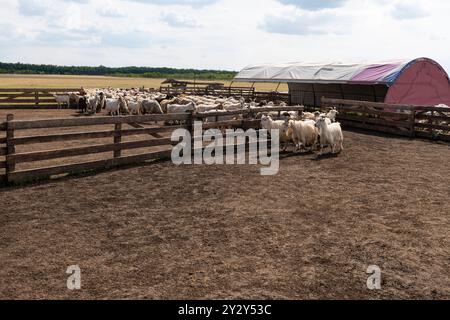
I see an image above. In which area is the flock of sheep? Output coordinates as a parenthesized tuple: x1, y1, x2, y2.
(52, 88, 345, 155)
(55, 88, 265, 117)
(261, 109, 344, 155)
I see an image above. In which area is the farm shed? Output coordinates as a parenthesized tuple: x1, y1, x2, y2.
(234, 58, 450, 107)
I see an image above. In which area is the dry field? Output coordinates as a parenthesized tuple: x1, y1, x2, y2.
(0, 106, 449, 299)
(0, 74, 288, 91)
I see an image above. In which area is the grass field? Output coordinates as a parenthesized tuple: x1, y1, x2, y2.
(0, 74, 288, 91)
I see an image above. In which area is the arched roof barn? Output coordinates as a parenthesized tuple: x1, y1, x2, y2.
(234, 58, 450, 107)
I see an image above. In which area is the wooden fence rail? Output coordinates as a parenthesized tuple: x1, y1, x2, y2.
(322, 98, 450, 141)
(0, 106, 303, 185)
(160, 86, 291, 104)
(1, 113, 191, 184)
(0, 88, 83, 109)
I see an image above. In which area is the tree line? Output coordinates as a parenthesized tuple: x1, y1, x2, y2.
(0, 62, 238, 80)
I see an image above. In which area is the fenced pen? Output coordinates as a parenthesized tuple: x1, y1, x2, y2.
(0, 88, 83, 109)
(0, 106, 304, 185)
(0, 84, 449, 186)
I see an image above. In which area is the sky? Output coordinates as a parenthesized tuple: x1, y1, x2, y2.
(0, 0, 449, 72)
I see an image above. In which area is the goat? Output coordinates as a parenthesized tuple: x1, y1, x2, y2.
(53, 94, 70, 109)
(315, 116, 344, 155)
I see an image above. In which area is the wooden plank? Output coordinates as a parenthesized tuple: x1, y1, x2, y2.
(0, 99, 58, 104)
(338, 114, 412, 128)
(202, 120, 243, 130)
(0, 88, 81, 93)
(413, 106, 450, 112)
(195, 106, 304, 119)
(337, 106, 412, 118)
(415, 114, 450, 122)
(0, 104, 60, 110)
(126, 122, 164, 138)
(10, 114, 191, 130)
(9, 138, 174, 164)
(415, 123, 450, 131)
(415, 131, 450, 142)
(6, 114, 16, 177)
(7, 149, 173, 184)
(322, 97, 421, 111)
(0, 92, 35, 99)
(114, 123, 122, 158)
(0, 137, 6, 144)
(0, 147, 6, 156)
(11, 125, 187, 145)
(0, 94, 57, 98)
(339, 120, 412, 137)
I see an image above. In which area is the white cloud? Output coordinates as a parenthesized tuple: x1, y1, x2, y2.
(18, 0, 49, 16)
(277, 0, 347, 11)
(392, 2, 428, 20)
(160, 12, 199, 28)
(0, 0, 449, 74)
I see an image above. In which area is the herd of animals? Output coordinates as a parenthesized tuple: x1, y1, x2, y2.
(261, 109, 344, 155)
(53, 88, 344, 155)
(51, 88, 450, 156)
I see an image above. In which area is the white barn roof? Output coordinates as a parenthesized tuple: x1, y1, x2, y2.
(234, 60, 410, 85)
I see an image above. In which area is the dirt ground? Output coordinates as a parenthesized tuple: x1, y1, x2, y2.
(0, 127, 449, 300)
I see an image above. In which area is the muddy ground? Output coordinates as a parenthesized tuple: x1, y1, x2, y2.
(0, 127, 449, 300)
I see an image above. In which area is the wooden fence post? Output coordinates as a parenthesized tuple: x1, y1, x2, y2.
(114, 123, 122, 158)
(35, 91, 39, 108)
(189, 111, 197, 158)
(429, 110, 434, 137)
(6, 114, 16, 183)
(410, 107, 416, 138)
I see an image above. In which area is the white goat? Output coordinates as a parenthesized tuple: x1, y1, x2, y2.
(127, 100, 141, 115)
(53, 94, 70, 109)
(142, 99, 163, 114)
(105, 98, 120, 116)
(87, 95, 99, 113)
(315, 116, 344, 155)
(167, 102, 196, 114)
(261, 115, 291, 151)
(288, 120, 318, 152)
(326, 108, 339, 123)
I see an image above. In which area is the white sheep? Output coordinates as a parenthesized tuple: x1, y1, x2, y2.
(142, 99, 163, 114)
(315, 116, 344, 155)
(288, 120, 319, 152)
(53, 94, 70, 109)
(261, 115, 291, 151)
(167, 102, 196, 114)
(105, 98, 121, 116)
(326, 108, 339, 123)
(87, 94, 99, 113)
(127, 99, 141, 115)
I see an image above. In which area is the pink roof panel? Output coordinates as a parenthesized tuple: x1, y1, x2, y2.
(350, 62, 405, 82)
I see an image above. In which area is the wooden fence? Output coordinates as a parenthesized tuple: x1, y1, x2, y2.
(0, 88, 83, 109)
(0, 106, 304, 185)
(322, 98, 450, 141)
(160, 86, 291, 104)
